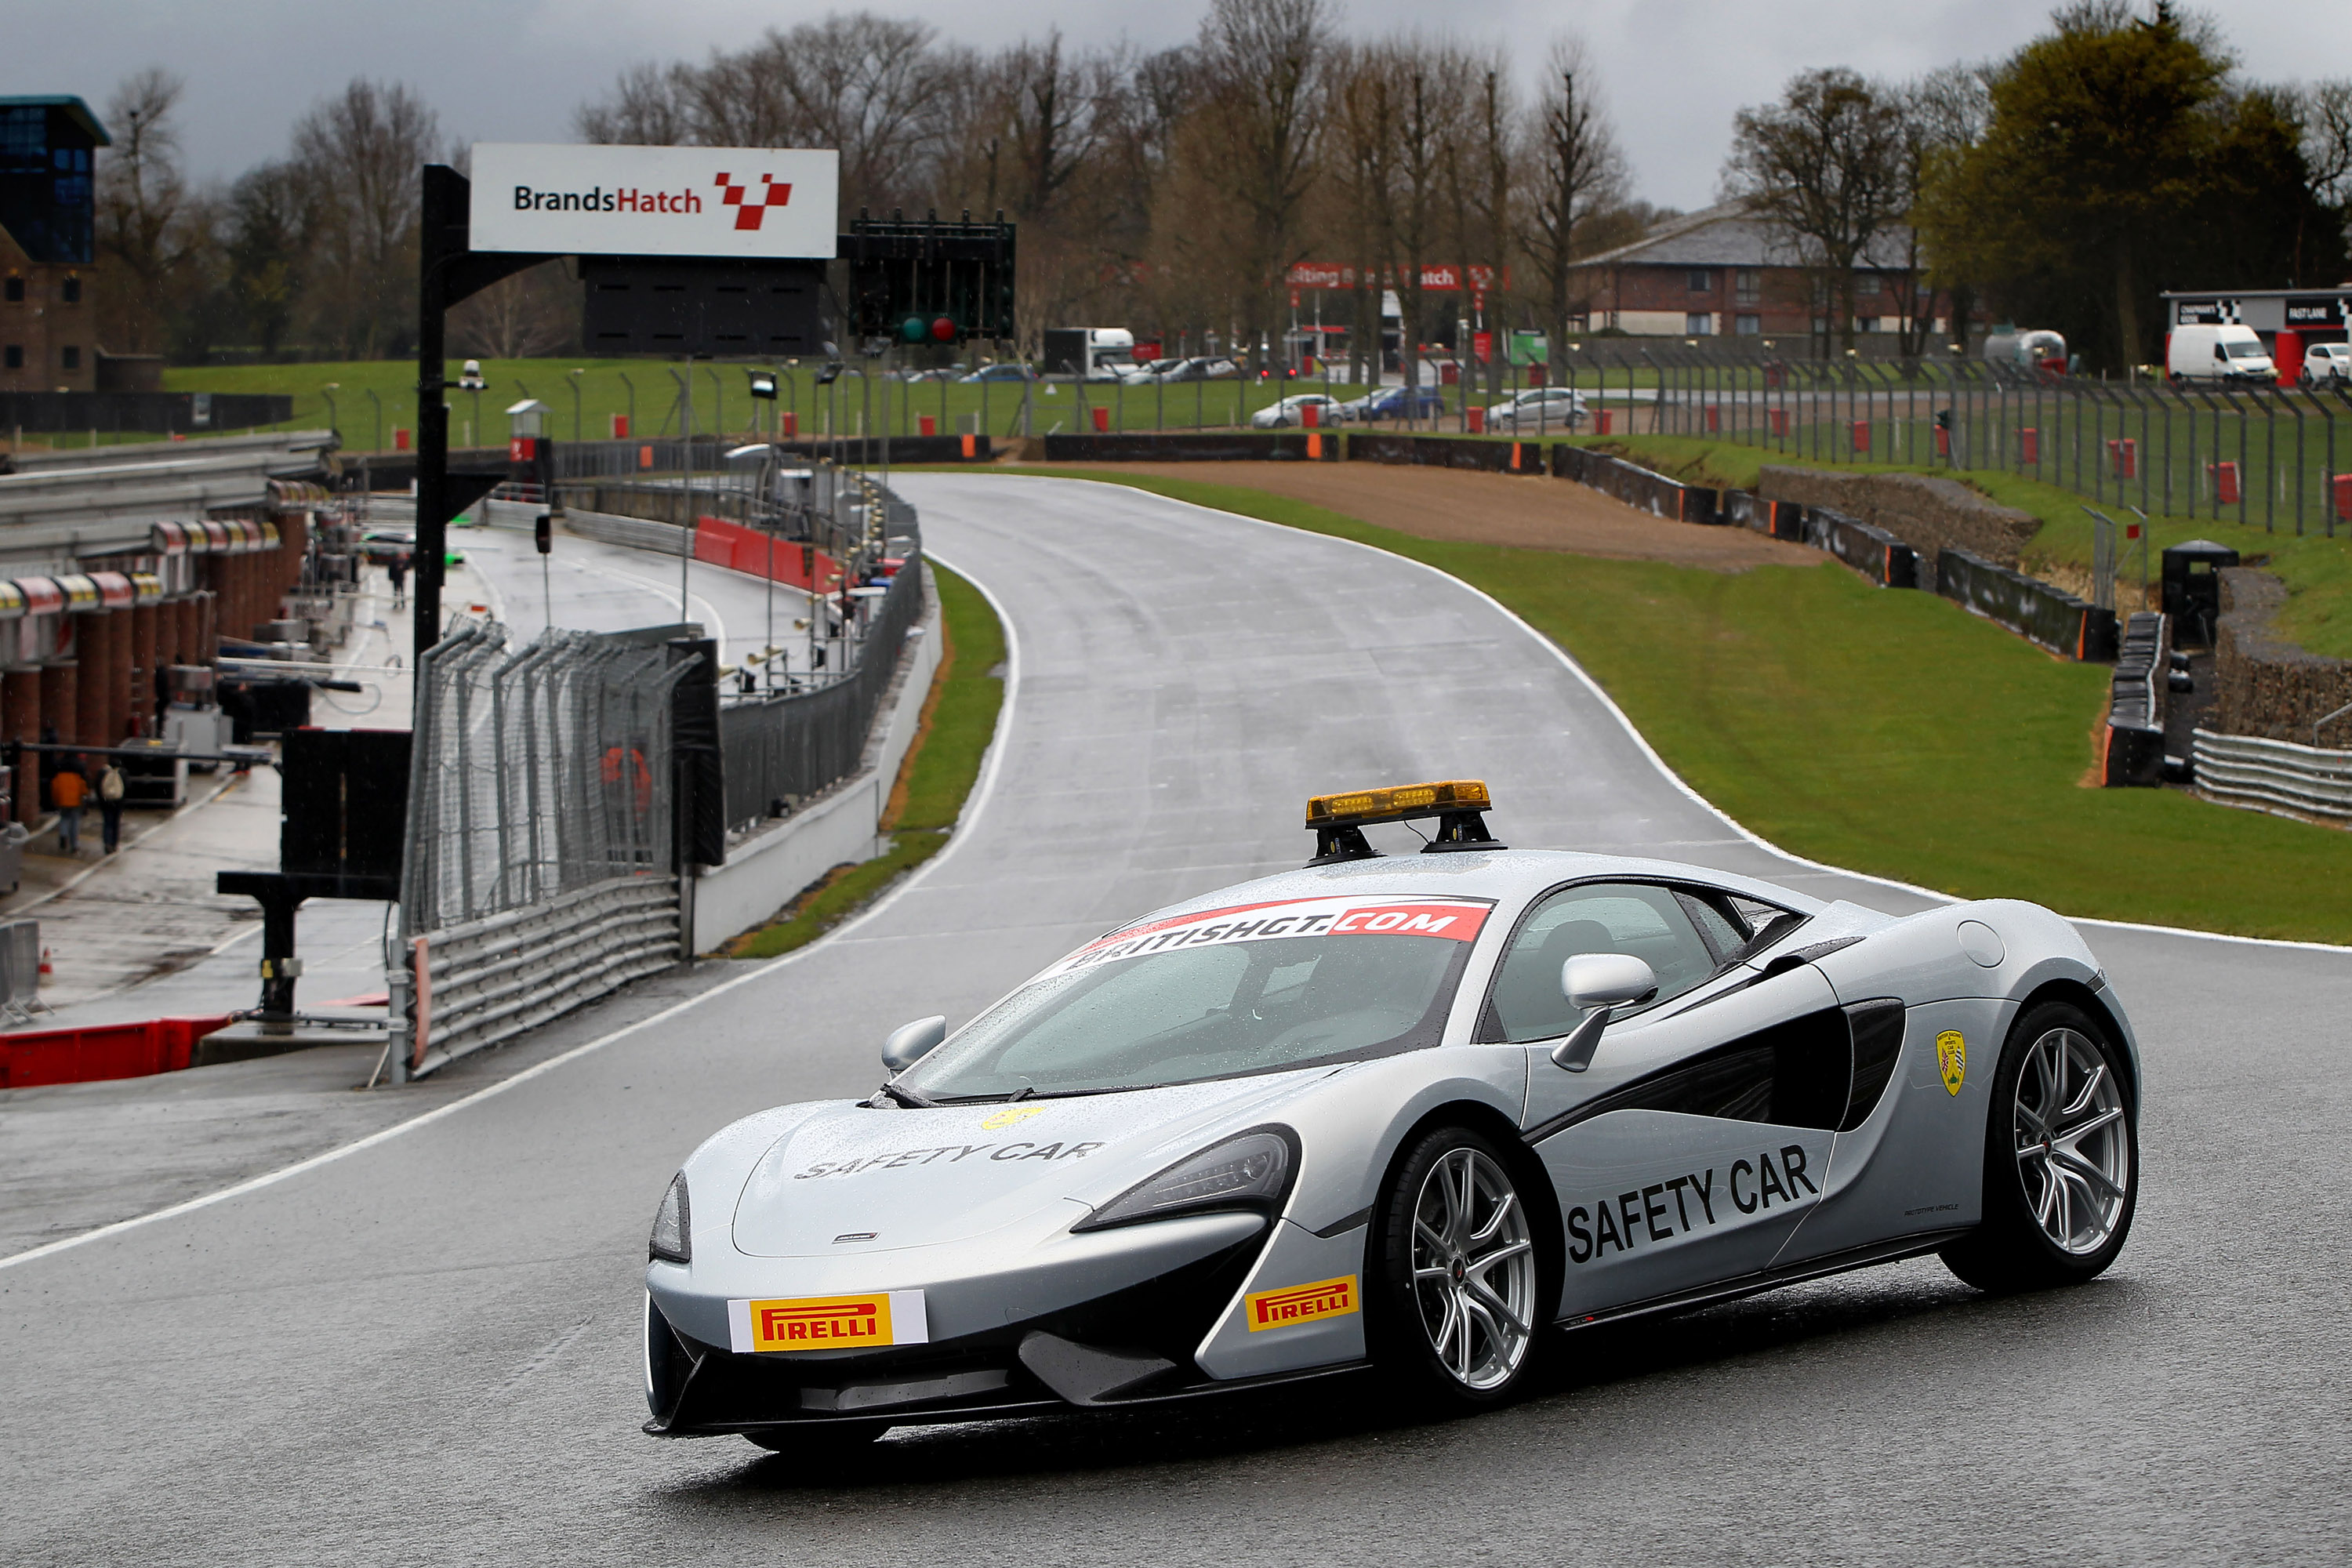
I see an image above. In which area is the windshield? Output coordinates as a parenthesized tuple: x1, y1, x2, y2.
(2226, 339, 2268, 358)
(899, 895, 1493, 1100)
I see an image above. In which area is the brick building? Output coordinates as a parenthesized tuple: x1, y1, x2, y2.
(1572, 200, 1950, 342)
(0, 96, 108, 395)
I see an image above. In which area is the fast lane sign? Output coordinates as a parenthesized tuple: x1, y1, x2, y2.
(468, 143, 840, 260)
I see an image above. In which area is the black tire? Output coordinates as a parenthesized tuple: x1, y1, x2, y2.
(1942, 1000, 2138, 1294)
(1367, 1124, 1548, 1412)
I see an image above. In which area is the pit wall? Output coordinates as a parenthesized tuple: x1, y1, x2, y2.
(686, 569, 943, 953)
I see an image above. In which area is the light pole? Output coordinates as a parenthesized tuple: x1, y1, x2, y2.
(567, 368, 583, 441)
(706, 364, 725, 439)
(617, 371, 636, 439)
(321, 383, 340, 442)
(671, 360, 695, 620)
(364, 388, 383, 452)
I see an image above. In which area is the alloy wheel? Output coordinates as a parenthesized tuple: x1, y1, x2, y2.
(2013, 1029, 2131, 1255)
(1409, 1147, 1537, 1390)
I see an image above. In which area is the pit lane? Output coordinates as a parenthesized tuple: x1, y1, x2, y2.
(2, 473, 2347, 1565)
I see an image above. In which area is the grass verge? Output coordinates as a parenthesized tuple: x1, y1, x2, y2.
(723, 563, 1006, 959)
(990, 466, 2352, 943)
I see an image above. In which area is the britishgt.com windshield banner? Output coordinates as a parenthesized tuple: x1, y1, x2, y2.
(467, 143, 840, 260)
(1047, 895, 1495, 976)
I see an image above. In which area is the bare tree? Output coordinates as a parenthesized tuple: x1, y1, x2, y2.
(97, 67, 198, 355)
(1725, 67, 1907, 352)
(289, 79, 441, 358)
(2296, 79, 2352, 270)
(1517, 38, 1626, 376)
(449, 261, 578, 359)
(1191, 0, 1334, 371)
(575, 62, 696, 145)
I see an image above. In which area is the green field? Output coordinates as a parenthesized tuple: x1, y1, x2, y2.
(981, 466, 2351, 945)
(1576, 433, 2352, 659)
(726, 562, 1005, 959)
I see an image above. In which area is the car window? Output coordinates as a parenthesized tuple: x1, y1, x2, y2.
(902, 918, 1480, 1099)
(1482, 882, 1720, 1044)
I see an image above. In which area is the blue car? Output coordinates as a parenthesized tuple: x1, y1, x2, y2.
(1344, 386, 1447, 422)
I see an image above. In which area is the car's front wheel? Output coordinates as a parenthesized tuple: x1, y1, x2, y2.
(1369, 1126, 1545, 1410)
(1942, 1000, 2138, 1293)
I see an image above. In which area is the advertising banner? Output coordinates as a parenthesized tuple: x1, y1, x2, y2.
(469, 143, 840, 259)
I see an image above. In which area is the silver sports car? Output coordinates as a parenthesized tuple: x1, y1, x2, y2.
(645, 781, 2140, 1450)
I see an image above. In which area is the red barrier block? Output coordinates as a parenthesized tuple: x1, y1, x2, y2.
(1935, 426, 1951, 456)
(782, 412, 798, 438)
(1851, 420, 1870, 454)
(2017, 427, 2039, 464)
(2210, 461, 2241, 505)
(2107, 437, 2137, 479)
(0, 1015, 230, 1088)
(1768, 408, 1788, 437)
(1595, 411, 1614, 436)
(920, 415, 937, 437)
(1091, 406, 1109, 434)
(1706, 405, 1720, 432)
(394, 428, 411, 452)
(1301, 402, 1320, 428)
(1467, 408, 1486, 434)
(2334, 472, 2352, 521)
(611, 414, 630, 439)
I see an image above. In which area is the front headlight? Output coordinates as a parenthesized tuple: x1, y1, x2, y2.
(1073, 1128, 1295, 1233)
(648, 1172, 691, 1264)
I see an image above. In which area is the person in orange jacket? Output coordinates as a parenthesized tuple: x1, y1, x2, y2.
(50, 758, 86, 855)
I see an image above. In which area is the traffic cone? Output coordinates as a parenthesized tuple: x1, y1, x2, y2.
(39, 946, 53, 975)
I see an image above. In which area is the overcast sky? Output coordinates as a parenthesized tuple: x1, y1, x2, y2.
(9, 1, 2347, 212)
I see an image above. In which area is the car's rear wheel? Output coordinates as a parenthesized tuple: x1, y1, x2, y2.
(1370, 1126, 1544, 1410)
(1942, 1000, 2138, 1293)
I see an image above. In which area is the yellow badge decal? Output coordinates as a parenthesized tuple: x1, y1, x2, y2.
(1936, 1030, 1967, 1095)
(1245, 1275, 1359, 1332)
(980, 1105, 1047, 1131)
(731, 1290, 929, 1352)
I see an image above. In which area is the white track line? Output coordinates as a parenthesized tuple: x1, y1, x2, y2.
(1001, 473, 2352, 957)
(0, 557, 1019, 1275)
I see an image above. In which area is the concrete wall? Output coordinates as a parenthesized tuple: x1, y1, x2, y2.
(1756, 466, 2039, 590)
(688, 568, 945, 953)
(2212, 568, 2352, 742)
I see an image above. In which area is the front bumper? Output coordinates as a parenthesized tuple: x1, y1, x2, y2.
(644, 1217, 1335, 1435)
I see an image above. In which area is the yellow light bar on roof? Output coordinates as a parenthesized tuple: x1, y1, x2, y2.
(1305, 779, 1491, 829)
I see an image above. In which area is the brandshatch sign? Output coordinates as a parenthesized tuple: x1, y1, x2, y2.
(468, 143, 840, 260)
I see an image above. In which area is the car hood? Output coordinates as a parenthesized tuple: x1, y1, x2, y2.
(728, 1069, 1329, 1258)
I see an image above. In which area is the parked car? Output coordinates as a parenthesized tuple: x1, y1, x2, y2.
(1338, 386, 1447, 422)
(1484, 389, 1588, 432)
(1149, 356, 1241, 384)
(900, 367, 961, 383)
(960, 363, 1036, 384)
(2300, 342, 2350, 387)
(1250, 394, 1345, 430)
(1120, 358, 1188, 384)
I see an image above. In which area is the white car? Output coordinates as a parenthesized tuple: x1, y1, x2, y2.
(1120, 358, 1187, 385)
(2300, 343, 2350, 388)
(643, 778, 2143, 1453)
(1485, 389, 1588, 433)
(1251, 394, 1344, 430)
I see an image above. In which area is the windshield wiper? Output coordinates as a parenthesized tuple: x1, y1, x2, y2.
(873, 1080, 935, 1109)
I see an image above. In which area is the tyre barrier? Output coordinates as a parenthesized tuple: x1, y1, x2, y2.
(1721, 490, 1806, 539)
(2190, 728, 2352, 821)
(1345, 434, 1545, 474)
(1038, 431, 1333, 462)
(2103, 612, 2170, 786)
(1796, 506, 1922, 590)
(1550, 445, 1721, 524)
(1937, 547, 2120, 662)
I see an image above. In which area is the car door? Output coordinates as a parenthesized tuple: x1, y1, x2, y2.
(1487, 880, 1854, 1319)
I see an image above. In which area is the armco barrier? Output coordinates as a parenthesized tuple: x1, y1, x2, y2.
(1798, 506, 1922, 590)
(0, 1015, 231, 1088)
(1938, 548, 2120, 661)
(2103, 612, 2169, 786)
(2191, 729, 2352, 820)
(412, 876, 680, 1075)
(1346, 434, 1545, 474)
(1551, 445, 1720, 524)
(1038, 431, 1330, 462)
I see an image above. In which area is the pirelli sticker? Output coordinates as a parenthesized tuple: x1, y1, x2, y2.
(1051, 896, 1494, 977)
(1245, 1275, 1359, 1332)
(728, 1290, 930, 1353)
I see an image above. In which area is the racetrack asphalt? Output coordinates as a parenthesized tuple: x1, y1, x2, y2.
(3, 473, 2347, 1565)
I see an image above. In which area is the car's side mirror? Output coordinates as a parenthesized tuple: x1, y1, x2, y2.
(882, 1015, 947, 1073)
(1550, 954, 1657, 1073)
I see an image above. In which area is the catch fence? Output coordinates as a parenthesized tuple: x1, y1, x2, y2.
(396, 619, 704, 1078)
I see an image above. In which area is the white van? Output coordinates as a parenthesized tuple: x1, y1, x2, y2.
(2168, 324, 2275, 383)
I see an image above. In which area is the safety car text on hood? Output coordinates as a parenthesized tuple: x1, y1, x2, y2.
(1048, 894, 1495, 976)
